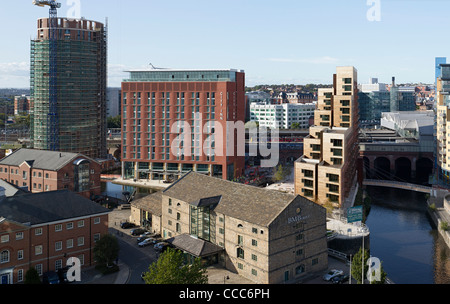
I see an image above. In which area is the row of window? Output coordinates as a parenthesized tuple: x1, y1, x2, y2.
(0, 218, 102, 243)
(0, 234, 100, 265)
(7, 254, 86, 283)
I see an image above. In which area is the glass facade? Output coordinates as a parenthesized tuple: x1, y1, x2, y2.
(124, 70, 238, 82)
(358, 90, 416, 122)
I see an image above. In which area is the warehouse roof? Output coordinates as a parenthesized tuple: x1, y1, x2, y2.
(162, 171, 311, 227)
(0, 148, 99, 171)
(0, 190, 110, 225)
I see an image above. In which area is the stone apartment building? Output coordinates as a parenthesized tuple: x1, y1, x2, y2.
(0, 149, 102, 199)
(295, 66, 360, 208)
(130, 171, 328, 284)
(0, 190, 110, 284)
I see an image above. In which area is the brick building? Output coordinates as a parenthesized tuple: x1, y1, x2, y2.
(0, 149, 101, 199)
(130, 172, 327, 284)
(121, 68, 246, 182)
(0, 190, 110, 284)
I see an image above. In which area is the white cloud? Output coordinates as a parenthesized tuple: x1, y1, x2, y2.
(0, 62, 30, 88)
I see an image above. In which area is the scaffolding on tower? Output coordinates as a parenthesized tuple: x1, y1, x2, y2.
(32, 0, 61, 151)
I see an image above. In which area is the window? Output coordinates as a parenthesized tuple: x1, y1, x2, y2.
(55, 224, 62, 232)
(252, 239, 258, 247)
(67, 222, 73, 230)
(35, 245, 43, 255)
(55, 241, 62, 251)
(252, 228, 258, 234)
(35, 264, 42, 276)
(35, 228, 42, 236)
(16, 232, 24, 240)
(237, 235, 243, 246)
(94, 217, 100, 224)
(0, 250, 9, 263)
(55, 260, 63, 271)
(251, 254, 258, 261)
(17, 250, 23, 260)
(17, 269, 23, 282)
(295, 265, 305, 275)
(237, 248, 245, 259)
(252, 269, 258, 276)
(78, 220, 85, 228)
(78, 237, 84, 246)
(1, 235, 9, 243)
(67, 239, 73, 248)
(312, 258, 319, 265)
(94, 233, 101, 242)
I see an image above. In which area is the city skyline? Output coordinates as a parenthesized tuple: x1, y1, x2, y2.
(1, 0, 450, 88)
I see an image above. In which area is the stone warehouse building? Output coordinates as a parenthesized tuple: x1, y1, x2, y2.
(130, 171, 328, 284)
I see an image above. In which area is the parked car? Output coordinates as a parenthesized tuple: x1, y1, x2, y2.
(154, 242, 170, 252)
(323, 269, 343, 281)
(331, 274, 349, 284)
(120, 222, 135, 229)
(136, 235, 149, 243)
(43, 271, 60, 284)
(138, 238, 155, 247)
(57, 266, 70, 284)
(131, 228, 147, 236)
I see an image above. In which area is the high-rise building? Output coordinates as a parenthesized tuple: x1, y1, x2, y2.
(435, 64, 450, 185)
(358, 77, 416, 123)
(121, 68, 246, 181)
(294, 66, 359, 208)
(30, 17, 107, 159)
(436, 57, 447, 83)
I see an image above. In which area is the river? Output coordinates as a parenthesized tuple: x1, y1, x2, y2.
(365, 186, 450, 284)
(101, 181, 450, 284)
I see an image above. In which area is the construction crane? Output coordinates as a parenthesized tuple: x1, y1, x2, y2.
(33, 0, 61, 151)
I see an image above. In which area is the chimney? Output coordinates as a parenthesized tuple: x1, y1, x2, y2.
(392, 77, 396, 87)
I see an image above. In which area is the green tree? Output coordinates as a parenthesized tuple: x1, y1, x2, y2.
(351, 247, 387, 284)
(290, 122, 301, 129)
(143, 247, 208, 284)
(107, 115, 122, 129)
(351, 247, 369, 284)
(273, 164, 285, 182)
(24, 267, 41, 284)
(93, 234, 120, 267)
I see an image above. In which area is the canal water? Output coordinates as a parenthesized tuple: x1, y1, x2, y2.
(365, 186, 450, 284)
(101, 181, 450, 284)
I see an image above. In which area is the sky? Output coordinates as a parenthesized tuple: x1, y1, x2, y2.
(0, 0, 449, 88)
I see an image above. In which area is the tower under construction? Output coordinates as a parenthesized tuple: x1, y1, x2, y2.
(30, 17, 107, 159)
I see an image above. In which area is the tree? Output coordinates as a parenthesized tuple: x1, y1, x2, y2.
(93, 234, 120, 267)
(24, 267, 41, 284)
(272, 164, 286, 182)
(143, 247, 208, 284)
(290, 122, 301, 129)
(351, 247, 369, 284)
(351, 247, 387, 284)
(107, 115, 121, 129)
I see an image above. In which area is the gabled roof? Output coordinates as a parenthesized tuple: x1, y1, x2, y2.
(0, 148, 99, 171)
(131, 191, 163, 216)
(162, 171, 310, 227)
(0, 190, 110, 225)
(166, 234, 224, 257)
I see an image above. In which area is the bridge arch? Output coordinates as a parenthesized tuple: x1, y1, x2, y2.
(416, 157, 433, 185)
(363, 156, 370, 179)
(395, 157, 411, 182)
(374, 157, 391, 180)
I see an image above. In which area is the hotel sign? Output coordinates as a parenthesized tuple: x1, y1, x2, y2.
(288, 207, 310, 224)
(347, 206, 363, 223)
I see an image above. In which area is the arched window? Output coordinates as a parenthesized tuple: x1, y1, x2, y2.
(0, 250, 9, 263)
